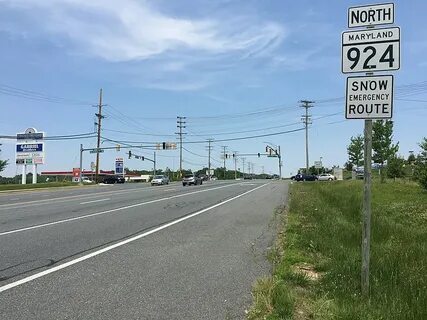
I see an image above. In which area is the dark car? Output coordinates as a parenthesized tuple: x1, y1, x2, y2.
(295, 173, 318, 182)
(182, 174, 202, 186)
(103, 176, 125, 184)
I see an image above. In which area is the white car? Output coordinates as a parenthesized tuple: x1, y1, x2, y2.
(317, 173, 335, 181)
(81, 177, 93, 183)
(151, 175, 170, 186)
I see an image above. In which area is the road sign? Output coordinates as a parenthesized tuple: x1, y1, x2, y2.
(342, 27, 400, 73)
(348, 3, 394, 28)
(346, 75, 393, 119)
(314, 161, 322, 169)
(89, 149, 104, 154)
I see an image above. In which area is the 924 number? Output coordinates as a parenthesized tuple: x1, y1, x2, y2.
(346, 44, 395, 70)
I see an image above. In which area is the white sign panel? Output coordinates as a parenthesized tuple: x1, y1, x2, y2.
(314, 161, 322, 169)
(346, 75, 393, 119)
(348, 3, 394, 28)
(342, 27, 400, 73)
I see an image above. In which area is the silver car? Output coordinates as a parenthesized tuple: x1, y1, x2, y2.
(151, 175, 170, 186)
(317, 173, 335, 181)
(182, 174, 202, 186)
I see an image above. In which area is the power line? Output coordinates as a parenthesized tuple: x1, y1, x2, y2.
(0, 83, 94, 106)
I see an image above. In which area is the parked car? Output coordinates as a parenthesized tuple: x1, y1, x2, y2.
(295, 173, 318, 181)
(103, 176, 125, 184)
(317, 173, 335, 181)
(182, 174, 202, 186)
(81, 177, 93, 183)
(151, 175, 170, 186)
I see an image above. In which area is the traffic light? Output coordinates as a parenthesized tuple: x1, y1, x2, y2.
(141, 156, 145, 161)
(257, 153, 260, 158)
(225, 154, 228, 159)
(116, 144, 120, 152)
(128, 151, 132, 159)
(162, 142, 166, 150)
(232, 153, 235, 158)
(265, 146, 268, 152)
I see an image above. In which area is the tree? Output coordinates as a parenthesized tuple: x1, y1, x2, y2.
(419, 137, 427, 159)
(387, 156, 405, 179)
(407, 153, 416, 164)
(414, 137, 427, 190)
(347, 134, 364, 168)
(372, 120, 399, 182)
(0, 144, 8, 174)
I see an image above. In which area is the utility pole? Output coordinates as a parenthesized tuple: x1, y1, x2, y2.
(153, 151, 156, 178)
(241, 157, 246, 178)
(176, 116, 186, 178)
(95, 88, 104, 183)
(233, 151, 238, 180)
(206, 139, 214, 180)
(222, 145, 227, 180)
(278, 145, 282, 179)
(300, 100, 314, 173)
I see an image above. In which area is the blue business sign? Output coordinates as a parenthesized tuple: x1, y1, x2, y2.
(16, 143, 43, 153)
(115, 158, 124, 175)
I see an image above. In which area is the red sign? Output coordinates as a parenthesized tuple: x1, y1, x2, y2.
(72, 168, 81, 178)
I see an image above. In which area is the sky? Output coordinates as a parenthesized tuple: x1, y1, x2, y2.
(0, 0, 426, 178)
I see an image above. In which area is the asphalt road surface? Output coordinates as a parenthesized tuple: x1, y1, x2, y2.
(0, 180, 288, 320)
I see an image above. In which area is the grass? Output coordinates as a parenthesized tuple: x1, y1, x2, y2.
(249, 180, 427, 319)
(0, 182, 79, 191)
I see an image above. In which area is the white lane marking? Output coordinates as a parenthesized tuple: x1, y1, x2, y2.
(0, 183, 188, 211)
(79, 198, 110, 205)
(163, 188, 176, 191)
(0, 183, 246, 236)
(0, 183, 268, 293)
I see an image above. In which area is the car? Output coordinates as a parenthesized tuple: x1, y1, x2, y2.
(103, 176, 125, 184)
(151, 175, 170, 186)
(295, 173, 318, 182)
(182, 174, 202, 186)
(317, 173, 335, 181)
(81, 177, 93, 183)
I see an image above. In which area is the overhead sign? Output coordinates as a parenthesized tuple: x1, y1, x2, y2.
(348, 3, 394, 28)
(342, 27, 400, 73)
(346, 75, 393, 119)
(89, 149, 104, 154)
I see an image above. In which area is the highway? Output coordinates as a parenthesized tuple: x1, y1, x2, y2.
(0, 180, 288, 319)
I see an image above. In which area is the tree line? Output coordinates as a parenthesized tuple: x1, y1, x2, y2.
(346, 120, 427, 189)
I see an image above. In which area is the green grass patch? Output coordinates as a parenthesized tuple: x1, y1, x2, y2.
(249, 180, 427, 319)
(0, 182, 80, 191)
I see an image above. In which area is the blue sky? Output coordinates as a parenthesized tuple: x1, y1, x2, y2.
(0, 0, 426, 177)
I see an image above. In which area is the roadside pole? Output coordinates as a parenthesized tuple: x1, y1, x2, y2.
(362, 119, 372, 294)
(21, 165, 26, 184)
(153, 151, 156, 178)
(79, 144, 83, 186)
(278, 145, 282, 179)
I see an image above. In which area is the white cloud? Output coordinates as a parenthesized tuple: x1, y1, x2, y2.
(2, 0, 286, 62)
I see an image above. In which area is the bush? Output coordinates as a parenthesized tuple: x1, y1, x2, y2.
(387, 156, 405, 179)
(414, 163, 427, 190)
